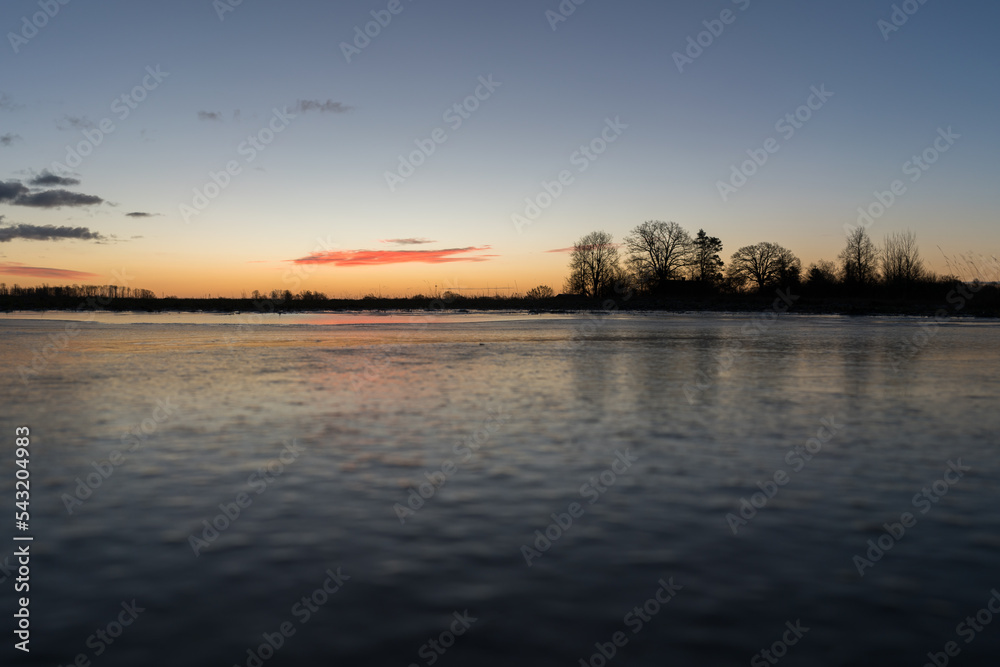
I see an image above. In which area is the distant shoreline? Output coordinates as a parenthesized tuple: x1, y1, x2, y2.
(2, 292, 998, 319)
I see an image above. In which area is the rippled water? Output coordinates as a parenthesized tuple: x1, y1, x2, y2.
(1, 313, 998, 666)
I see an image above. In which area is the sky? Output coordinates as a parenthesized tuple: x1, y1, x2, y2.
(0, 0, 998, 297)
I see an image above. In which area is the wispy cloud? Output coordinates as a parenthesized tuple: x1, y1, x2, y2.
(0, 223, 105, 243)
(29, 170, 80, 186)
(125, 211, 159, 218)
(0, 133, 21, 147)
(0, 262, 100, 279)
(197, 110, 223, 121)
(291, 99, 352, 114)
(57, 115, 95, 131)
(291, 246, 496, 266)
(0, 92, 18, 111)
(380, 238, 436, 245)
(545, 244, 617, 253)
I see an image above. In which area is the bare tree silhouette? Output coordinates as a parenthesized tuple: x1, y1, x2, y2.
(565, 230, 621, 298)
(526, 285, 555, 299)
(881, 231, 925, 286)
(624, 220, 693, 290)
(839, 227, 879, 288)
(726, 242, 801, 291)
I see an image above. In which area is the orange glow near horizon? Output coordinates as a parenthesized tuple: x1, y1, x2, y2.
(0, 236, 980, 299)
(0, 253, 570, 299)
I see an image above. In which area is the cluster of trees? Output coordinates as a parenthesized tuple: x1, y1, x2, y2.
(0, 284, 338, 303)
(247, 289, 329, 302)
(564, 221, 944, 297)
(0, 285, 339, 311)
(565, 222, 724, 297)
(0, 283, 157, 300)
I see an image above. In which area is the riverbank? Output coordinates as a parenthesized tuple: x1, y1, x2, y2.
(3, 288, 998, 318)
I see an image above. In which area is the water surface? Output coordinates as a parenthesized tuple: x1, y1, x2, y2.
(1, 313, 998, 666)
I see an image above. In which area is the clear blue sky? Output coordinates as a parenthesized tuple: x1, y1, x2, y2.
(1, 0, 997, 295)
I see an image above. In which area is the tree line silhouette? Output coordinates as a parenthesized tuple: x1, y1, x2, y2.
(1, 223, 997, 315)
(0, 283, 158, 300)
(562, 221, 998, 310)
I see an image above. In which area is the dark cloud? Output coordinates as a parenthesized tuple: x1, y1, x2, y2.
(0, 133, 21, 147)
(292, 100, 352, 114)
(125, 211, 158, 218)
(198, 111, 223, 121)
(0, 223, 105, 243)
(0, 179, 103, 207)
(0, 180, 28, 202)
(381, 238, 436, 245)
(12, 189, 104, 208)
(0, 93, 17, 111)
(29, 170, 80, 186)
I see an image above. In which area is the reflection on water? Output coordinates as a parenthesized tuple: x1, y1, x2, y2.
(1, 314, 998, 666)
